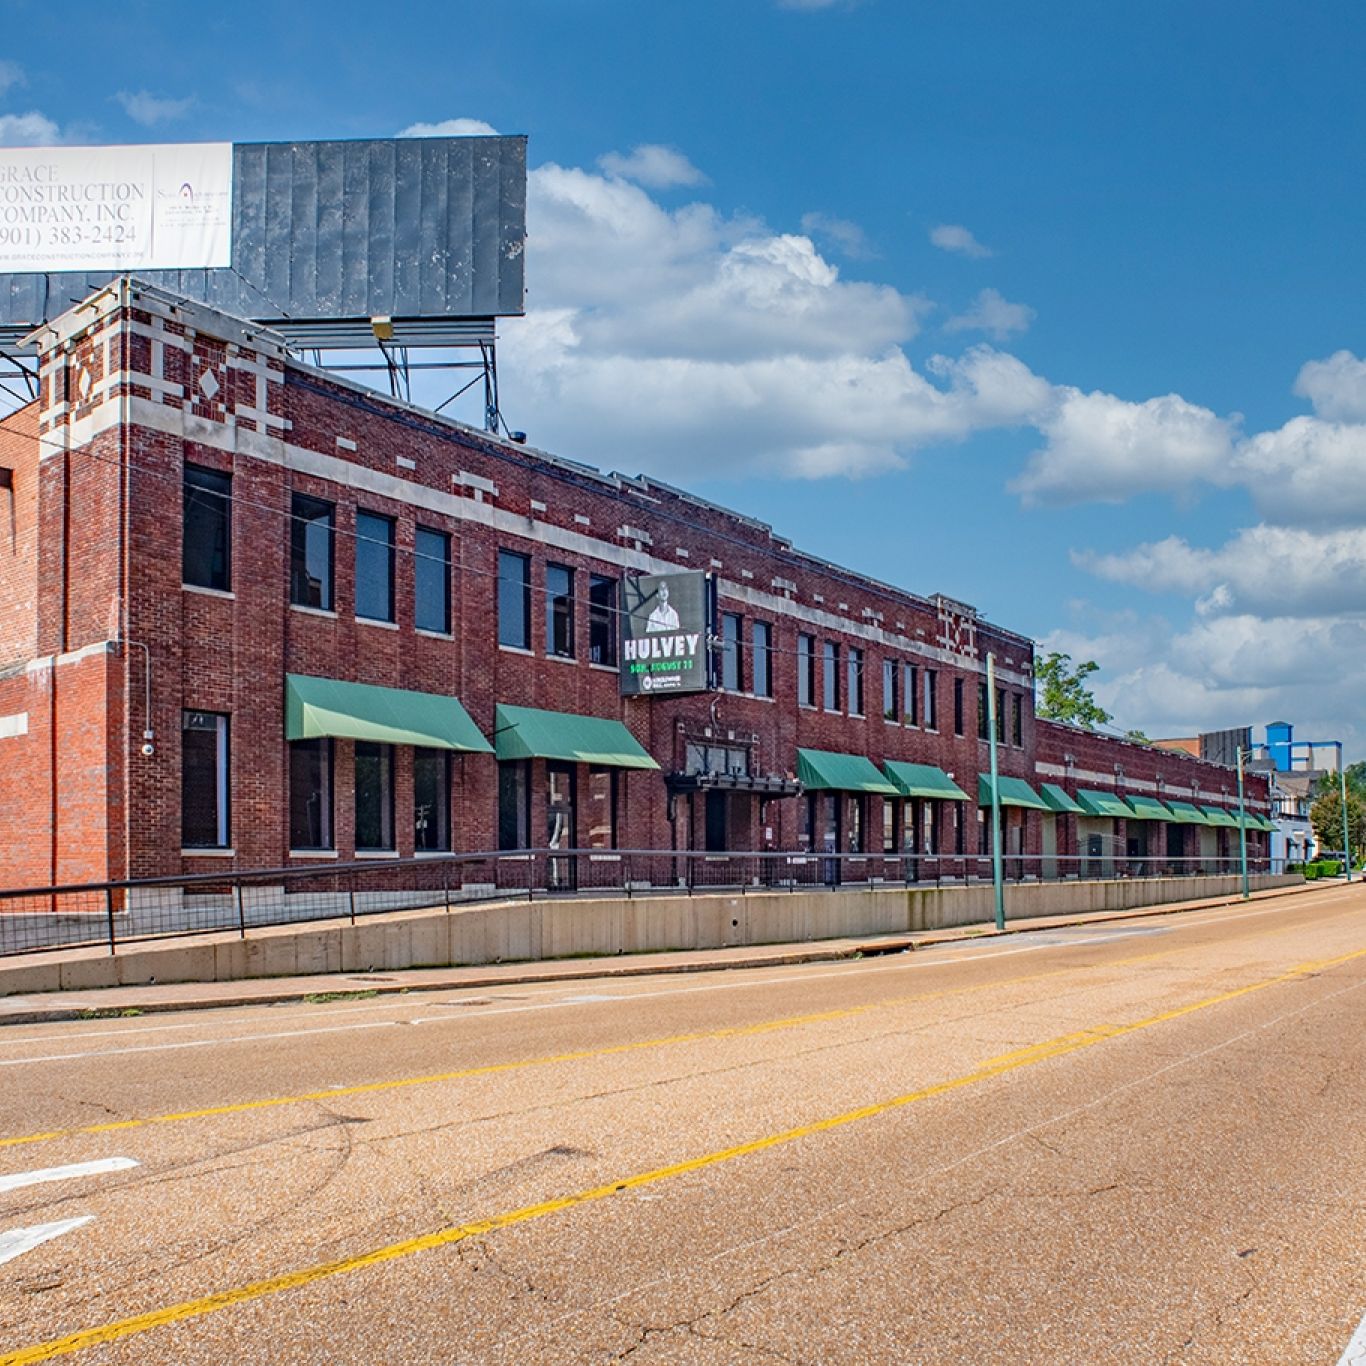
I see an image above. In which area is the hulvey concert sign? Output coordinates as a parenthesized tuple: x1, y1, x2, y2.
(620, 571, 710, 697)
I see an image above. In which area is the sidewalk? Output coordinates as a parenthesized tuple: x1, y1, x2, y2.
(0, 880, 1326, 1027)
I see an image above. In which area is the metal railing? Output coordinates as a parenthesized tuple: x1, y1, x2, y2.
(0, 848, 1290, 959)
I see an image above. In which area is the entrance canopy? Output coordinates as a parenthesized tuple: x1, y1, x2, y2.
(493, 704, 659, 769)
(1164, 800, 1210, 824)
(1201, 805, 1240, 828)
(285, 674, 491, 752)
(1125, 794, 1174, 821)
(1075, 789, 1133, 820)
(882, 761, 969, 801)
(797, 749, 898, 795)
(978, 774, 1049, 810)
(1038, 782, 1085, 815)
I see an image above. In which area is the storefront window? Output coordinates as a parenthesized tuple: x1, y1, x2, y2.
(588, 767, 618, 848)
(498, 761, 531, 849)
(354, 741, 394, 851)
(413, 748, 450, 852)
(289, 739, 333, 849)
(181, 710, 229, 848)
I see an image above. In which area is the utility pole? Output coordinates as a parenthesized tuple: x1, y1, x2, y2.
(987, 652, 1005, 931)
(1340, 758, 1353, 883)
(1235, 747, 1250, 901)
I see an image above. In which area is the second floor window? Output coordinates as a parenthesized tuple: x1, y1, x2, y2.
(589, 574, 617, 665)
(753, 621, 773, 697)
(798, 633, 816, 707)
(978, 682, 989, 740)
(848, 647, 864, 716)
(183, 465, 231, 592)
(903, 663, 918, 725)
(290, 494, 334, 610)
(1013, 693, 1024, 746)
(924, 669, 938, 729)
(954, 678, 965, 736)
(355, 511, 395, 623)
(883, 659, 898, 721)
(823, 641, 840, 711)
(414, 527, 451, 633)
(498, 550, 531, 649)
(547, 563, 575, 658)
(721, 612, 743, 691)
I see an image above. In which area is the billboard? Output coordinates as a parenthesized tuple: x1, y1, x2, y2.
(620, 572, 710, 696)
(0, 136, 526, 348)
(0, 144, 232, 274)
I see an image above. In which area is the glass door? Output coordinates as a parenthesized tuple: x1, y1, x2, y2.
(546, 762, 577, 890)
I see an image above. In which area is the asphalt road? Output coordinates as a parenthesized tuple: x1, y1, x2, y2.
(1, 884, 1364, 1364)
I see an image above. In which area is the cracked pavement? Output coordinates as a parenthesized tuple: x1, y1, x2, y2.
(0, 883, 1364, 1362)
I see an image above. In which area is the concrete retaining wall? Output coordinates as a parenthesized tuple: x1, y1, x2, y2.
(0, 873, 1303, 996)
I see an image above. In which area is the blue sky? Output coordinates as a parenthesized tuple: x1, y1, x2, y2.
(4, 0, 1366, 752)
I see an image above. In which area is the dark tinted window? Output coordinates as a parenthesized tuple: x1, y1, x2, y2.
(848, 648, 864, 715)
(498, 550, 531, 649)
(290, 495, 334, 610)
(354, 741, 395, 850)
(721, 613, 743, 690)
(415, 527, 451, 633)
(355, 511, 395, 622)
(589, 575, 617, 665)
(289, 739, 332, 849)
(181, 710, 228, 847)
(183, 466, 231, 591)
(823, 641, 839, 711)
(413, 748, 450, 851)
(547, 563, 575, 658)
(753, 621, 772, 697)
(798, 634, 816, 706)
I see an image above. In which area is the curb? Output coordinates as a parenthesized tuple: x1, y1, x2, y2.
(0, 880, 1321, 1027)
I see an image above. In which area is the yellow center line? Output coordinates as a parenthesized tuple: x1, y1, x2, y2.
(4, 943, 1363, 1366)
(0, 904, 1343, 1152)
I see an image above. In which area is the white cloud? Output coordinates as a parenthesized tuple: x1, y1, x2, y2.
(1293, 350, 1366, 422)
(944, 287, 1035, 340)
(0, 61, 23, 97)
(398, 117, 498, 137)
(114, 90, 193, 127)
(1078, 525, 1366, 618)
(598, 144, 707, 189)
(1012, 388, 1236, 506)
(930, 223, 993, 258)
(0, 111, 63, 146)
(800, 211, 875, 259)
(1234, 415, 1366, 526)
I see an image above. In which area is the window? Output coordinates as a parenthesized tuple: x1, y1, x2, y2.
(903, 663, 918, 726)
(883, 799, 899, 853)
(954, 678, 965, 737)
(924, 669, 938, 730)
(183, 466, 231, 591)
(587, 767, 618, 849)
(883, 660, 898, 721)
(354, 741, 395, 851)
(848, 648, 865, 716)
(498, 761, 531, 849)
(752, 621, 773, 698)
(996, 687, 1007, 743)
(289, 739, 333, 849)
(589, 574, 618, 665)
(798, 634, 816, 707)
(685, 742, 749, 776)
(290, 495, 334, 610)
(355, 511, 395, 623)
(413, 748, 450, 852)
(498, 550, 532, 649)
(978, 682, 990, 741)
(823, 641, 840, 711)
(546, 563, 575, 658)
(721, 612, 743, 691)
(181, 711, 229, 848)
(1013, 693, 1024, 746)
(415, 527, 451, 634)
(849, 796, 865, 854)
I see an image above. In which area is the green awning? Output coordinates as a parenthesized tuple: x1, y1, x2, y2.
(1075, 789, 1133, 820)
(978, 774, 1049, 810)
(1240, 812, 1275, 832)
(1258, 814, 1278, 831)
(494, 704, 659, 769)
(285, 674, 492, 752)
(797, 749, 898, 795)
(1201, 805, 1239, 828)
(882, 761, 969, 801)
(1164, 800, 1209, 825)
(1038, 782, 1085, 815)
(1125, 794, 1174, 821)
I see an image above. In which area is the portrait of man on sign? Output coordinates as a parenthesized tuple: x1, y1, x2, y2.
(646, 581, 680, 632)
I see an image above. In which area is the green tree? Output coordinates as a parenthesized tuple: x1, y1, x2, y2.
(1309, 788, 1366, 860)
(1035, 651, 1113, 730)
(1124, 729, 1152, 745)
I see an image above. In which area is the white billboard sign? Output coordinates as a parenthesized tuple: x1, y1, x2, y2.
(0, 143, 232, 274)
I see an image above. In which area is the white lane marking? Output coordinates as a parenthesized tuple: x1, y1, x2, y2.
(0, 1157, 138, 1193)
(0, 1215, 94, 1267)
(1339, 1309, 1366, 1365)
(0, 888, 1350, 1061)
(0, 1021, 398, 1069)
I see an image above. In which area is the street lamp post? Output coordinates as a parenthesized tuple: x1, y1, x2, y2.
(1340, 762, 1353, 883)
(1235, 747, 1250, 901)
(986, 652, 1005, 931)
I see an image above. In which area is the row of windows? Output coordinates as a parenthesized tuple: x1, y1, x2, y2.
(184, 469, 454, 634)
(496, 550, 620, 665)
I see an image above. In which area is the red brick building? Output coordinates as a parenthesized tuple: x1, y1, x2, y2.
(0, 279, 1272, 890)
